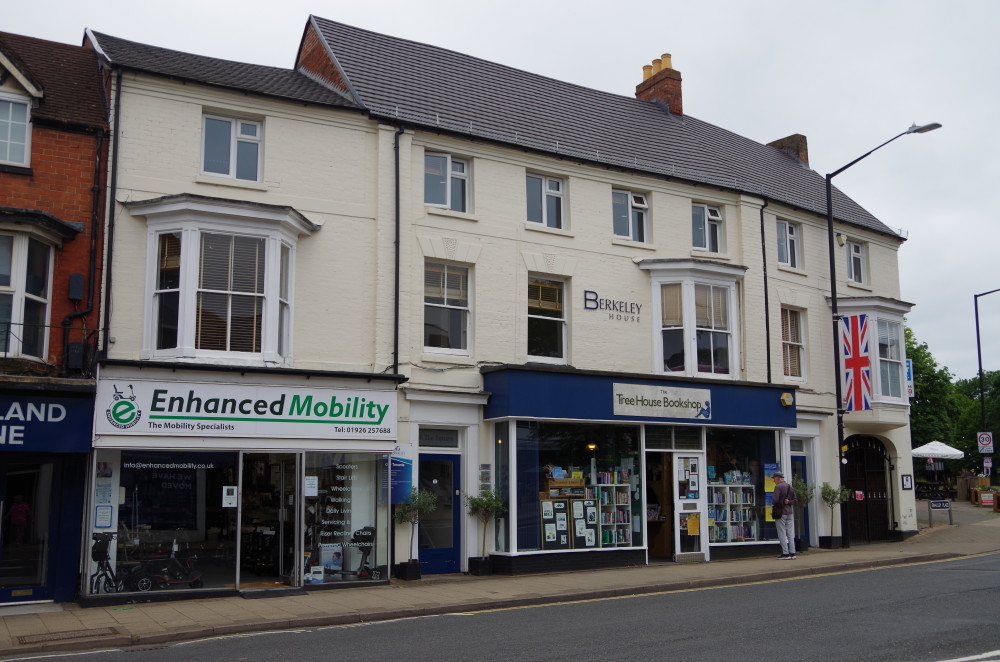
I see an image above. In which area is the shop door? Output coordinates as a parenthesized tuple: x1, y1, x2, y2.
(791, 457, 811, 543)
(0, 461, 52, 603)
(845, 437, 893, 544)
(418, 454, 460, 574)
(239, 453, 299, 589)
(645, 452, 674, 559)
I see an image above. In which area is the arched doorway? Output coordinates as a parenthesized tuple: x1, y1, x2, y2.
(844, 436, 894, 544)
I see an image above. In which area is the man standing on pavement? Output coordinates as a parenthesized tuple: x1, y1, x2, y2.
(773, 472, 797, 559)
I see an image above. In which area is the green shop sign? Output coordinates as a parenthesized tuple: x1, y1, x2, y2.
(96, 379, 396, 440)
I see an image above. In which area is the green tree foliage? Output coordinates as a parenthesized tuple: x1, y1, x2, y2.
(906, 327, 960, 447)
(953, 369, 1000, 474)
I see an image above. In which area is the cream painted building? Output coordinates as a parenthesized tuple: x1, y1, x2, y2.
(79, 15, 917, 597)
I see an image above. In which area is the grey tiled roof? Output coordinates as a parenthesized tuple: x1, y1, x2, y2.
(0, 31, 107, 130)
(311, 16, 896, 237)
(89, 31, 358, 110)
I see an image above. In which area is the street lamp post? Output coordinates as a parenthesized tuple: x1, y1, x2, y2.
(826, 122, 941, 549)
(975, 288, 1000, 433)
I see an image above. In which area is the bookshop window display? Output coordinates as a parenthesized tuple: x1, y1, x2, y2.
(705, 429, 779, 545)
(514, 421, 642, 552)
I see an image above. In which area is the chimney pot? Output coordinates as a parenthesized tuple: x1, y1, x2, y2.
(636, 52, 683, 115)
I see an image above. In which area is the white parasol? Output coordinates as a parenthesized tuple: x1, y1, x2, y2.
(911, 440, 965, 460)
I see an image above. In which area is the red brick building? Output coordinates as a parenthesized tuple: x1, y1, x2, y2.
(0, 31, 107, 604)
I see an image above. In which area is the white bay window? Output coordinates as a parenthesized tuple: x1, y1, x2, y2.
(131, 195, 316, 365)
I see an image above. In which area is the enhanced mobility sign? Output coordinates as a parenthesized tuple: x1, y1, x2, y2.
(96, 379, 396, 440)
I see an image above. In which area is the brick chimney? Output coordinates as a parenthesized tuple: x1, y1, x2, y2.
(767, 134, 810, 167)
(635, 53, 682, 115)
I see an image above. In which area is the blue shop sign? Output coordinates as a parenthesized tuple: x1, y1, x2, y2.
(0, 395, 93, 453)
(483, 368, 796, 429)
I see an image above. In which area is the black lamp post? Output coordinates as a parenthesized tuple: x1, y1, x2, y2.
(825, 122, 941, 548)
(975, 288, 1000, 433)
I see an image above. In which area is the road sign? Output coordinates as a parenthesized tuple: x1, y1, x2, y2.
(986, 457, 993, 469)
(929, 500, 951, 510)
(978, 432, 994, 454)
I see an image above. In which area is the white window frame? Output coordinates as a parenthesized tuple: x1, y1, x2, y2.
(846, 240, 867, 284)
(876, 319, 904, 399)
(526, 174, 565, 229)
(776, 220, 801, 268)
(424, 152, 470, 212)
(837, 298, 912, 406)
(0, 232, 52, 359)
(132, 197, 315, 367)
(644, 260, 744, 379)
(0, 91, 32, 167)
(613, 190, 648, 242)
(424, 260, 471, 355)
(692, 203, 723, 253)
(201, 114, 263, 182)
(527, 276, 567, 364)
(781, 307, 805, 380)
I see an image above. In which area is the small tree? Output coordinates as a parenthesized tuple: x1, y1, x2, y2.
(464, 488, 507, 559)
(792, 475, 816, 510)
(821, 483, 850, 537)
(393, 488, 438, 563)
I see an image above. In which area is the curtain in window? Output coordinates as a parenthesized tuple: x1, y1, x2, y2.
(782, 308, 802, 377)
(661, 284, 684, 371)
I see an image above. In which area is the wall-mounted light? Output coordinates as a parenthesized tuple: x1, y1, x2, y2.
(836, 233, 846, 247)
(586, 443, 597, 451)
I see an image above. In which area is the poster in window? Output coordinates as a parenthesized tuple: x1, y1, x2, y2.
(545, 524, 556, 541)
(556, 512, 567, 530)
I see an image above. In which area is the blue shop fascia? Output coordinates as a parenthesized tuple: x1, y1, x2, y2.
(0, 382, 94, 604)
(481, 365, 797, 574)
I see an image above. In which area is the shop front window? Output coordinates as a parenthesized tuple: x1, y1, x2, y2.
(515, 421, 641, 552)
(88, 449, 238, 595)
(303, 453, 389, 584)
(705, 429, 779, 545)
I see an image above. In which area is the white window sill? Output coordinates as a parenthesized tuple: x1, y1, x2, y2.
(612, 237, 655, 251)
(421, 351, 474, 365)
(845, 280, 873, 292)
(425, 206, 477, 222)
(195, 174, 269, 191)
(526, 356, 567, 366)
(776, 263, 807, 277)
(525, 223, 574, 238)
(689, 249, 731, 261)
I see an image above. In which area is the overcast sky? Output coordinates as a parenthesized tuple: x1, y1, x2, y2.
(8, 0, 999, 381)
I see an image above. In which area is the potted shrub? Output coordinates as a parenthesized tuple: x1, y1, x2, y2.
(819, 482, 850, 549)
(463, 488, 507, 576)
(393, 488, 438, 580)
(792, 475, 816, 552)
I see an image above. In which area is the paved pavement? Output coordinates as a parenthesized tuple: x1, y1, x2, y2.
(2, 499, 999, 657)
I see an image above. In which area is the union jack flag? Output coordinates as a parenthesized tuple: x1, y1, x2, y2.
(841, 314, 871, 411)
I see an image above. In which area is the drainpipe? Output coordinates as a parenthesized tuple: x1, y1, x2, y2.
(759, 198, 771, 383)
(393, 125, 404, 374)
(100, 67, 123, 358)
(60, 127, 105, 375)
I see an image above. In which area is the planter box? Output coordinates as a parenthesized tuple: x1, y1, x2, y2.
(794, 538, 809, 552)
(467, 557, 492, 576)
(393, 561, 421, 581)
(818, 536, 842, 549)
(971, 489, 981, 505)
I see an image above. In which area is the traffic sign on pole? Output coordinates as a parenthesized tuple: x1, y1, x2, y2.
(978, 432, 994, 454)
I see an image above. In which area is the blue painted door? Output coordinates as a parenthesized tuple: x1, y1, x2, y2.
(792, 457, 810, 542)
(418, 454, 461, 574)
